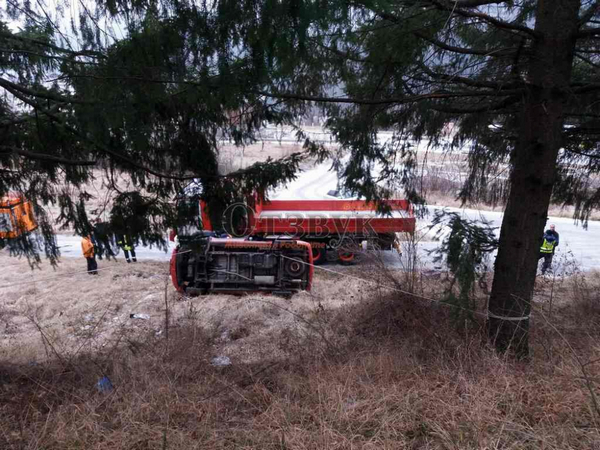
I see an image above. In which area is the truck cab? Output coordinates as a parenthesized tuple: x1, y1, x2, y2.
(0, 193, 37, 240)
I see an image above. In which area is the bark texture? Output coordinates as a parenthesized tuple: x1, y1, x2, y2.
(488, 0, 581, 356)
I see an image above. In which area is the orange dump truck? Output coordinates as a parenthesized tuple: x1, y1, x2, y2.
(197, 197, 416, 264)
(0, 193, 37, 239)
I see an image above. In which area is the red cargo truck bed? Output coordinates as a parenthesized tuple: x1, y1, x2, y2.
(249, 199, 416, 235)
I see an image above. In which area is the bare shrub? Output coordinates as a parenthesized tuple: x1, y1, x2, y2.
(421, 174, 462, 199)
(568, 270, 600, 319)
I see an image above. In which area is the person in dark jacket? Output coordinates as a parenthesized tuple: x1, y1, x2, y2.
(546, 224, 559, 246)
(539, 224, 559, 275)
(92, 219, 116, 260)
(116, 233, 137, 263)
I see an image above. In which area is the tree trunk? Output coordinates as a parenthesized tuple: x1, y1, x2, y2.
(488, 0, 581, 357)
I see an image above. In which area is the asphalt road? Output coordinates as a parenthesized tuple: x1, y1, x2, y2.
(271, 163, 599, 273)
(54, 162, 600, 273)
(389, 207, 598, 275)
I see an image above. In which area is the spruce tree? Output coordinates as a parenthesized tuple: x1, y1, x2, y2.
(205, 0, 597, 356)
(228, 0, 598, 356)
(0, 1, 324, 261)
(3, 0, 600, 355)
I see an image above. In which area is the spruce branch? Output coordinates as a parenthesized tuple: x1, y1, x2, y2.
(0, 145, 97, 166)
(429, 0, 539, 38)
(254, 88, 525, 105)
(413, 30, 519, 57)
(0, 77, 100, 105)
(579, 2, 600, 26)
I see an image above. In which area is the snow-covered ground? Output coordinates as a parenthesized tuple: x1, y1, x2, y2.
(416, 206, 600, 273)
(251, 125, 460, 154)
(54, 161, 600, 272)
(56, 234, 171, 262)
(271, 161, 341, 201)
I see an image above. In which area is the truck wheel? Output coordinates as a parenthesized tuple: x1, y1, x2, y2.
(312, 247, 327, 265)
(337, 250, 355, 265)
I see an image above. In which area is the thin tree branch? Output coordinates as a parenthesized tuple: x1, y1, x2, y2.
(254, 88, 524, 105)
(61, 73, 215, 87)
(0, 48, 102, 66)
(575, 47, 600, 53)
(0, 114, 38, 128)
(418, 62, 521, 90)
(573, 83, 600, 94)
(430, 95, 522, 113)
(0, 104, 63, 128)
(0, 30, 103, 58)
(579, 1, 600, 26)
(2, 82, 305, 184)
(578, 27, 600, 38)
(566, 112, 600, 118)
(565, 146, 600, 159)
(0, 77, 100, 105)
(451, 0, 508, 5)
(309, 39, 370, 63)
(429, 0, 539, 38)
(77, 0, 120, 44)
(413, 30, 518, 57)
(2, 85, 197, 180)
(575, 52, 600, 70)
(370, 4, 524, 55)
(0, 145, 97, 166)
(33, 0, 76, 53)
(564, 127, 600, 136)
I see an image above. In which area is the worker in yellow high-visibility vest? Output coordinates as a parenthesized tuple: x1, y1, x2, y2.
(116, 233, 137, 263)
(539, 224, 559, 275)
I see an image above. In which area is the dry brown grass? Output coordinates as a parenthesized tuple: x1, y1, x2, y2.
(1, 251, 600, 449)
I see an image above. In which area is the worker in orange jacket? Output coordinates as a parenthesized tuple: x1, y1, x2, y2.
(81, 235, 98, 275)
